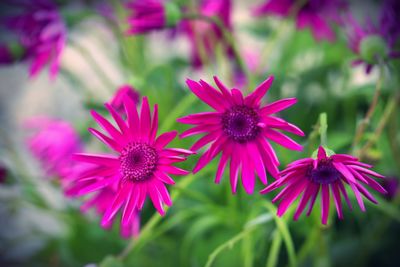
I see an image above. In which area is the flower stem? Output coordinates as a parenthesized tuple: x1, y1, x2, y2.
(358, 94, 399, 159)
(352, 64, 384, 153)
(264, 202, 297, 267)
(319, 113, 328, 147)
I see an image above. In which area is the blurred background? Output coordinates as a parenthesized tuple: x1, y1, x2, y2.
(0, 0, 399, 266)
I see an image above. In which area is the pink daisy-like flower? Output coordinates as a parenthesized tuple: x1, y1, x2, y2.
(1, 0, 66, 79)
(182, 0, 233, 68)
(261, 146, 387, 224)
(67, 95, 192, 235)
(178, 76, 304, 194)
(253, 0, 347, 42)
(109, 84, 141, 114)
(25, 117, 82, 179)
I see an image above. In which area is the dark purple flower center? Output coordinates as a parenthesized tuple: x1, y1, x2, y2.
(222, 105, 260, 143)
(307, 160, 341, 184)
(120, 142, 158, 182)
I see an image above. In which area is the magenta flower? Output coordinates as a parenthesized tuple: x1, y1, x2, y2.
(381, 177, 399, 201)
(261, 146, 387, 224)
(183, 0, 233, 68)
(253, 0, 347, 42)
(1, 0, 66, 79)
(67, 95, 192, 234)
(178, 76, 304, 194)
(126, 1, 168, 34)
(0, 45, 13, 64)
(0, 164, 7, 183)
(25, 117, 82, 179)
(380, 0, 400, 48)
(109, 84, 141, 114)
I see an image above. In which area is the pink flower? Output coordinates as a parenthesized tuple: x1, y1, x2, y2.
(253, 0, 347, 42)
(66, 95, 192, 236)
(182, 0, 233, 68)
(178, 76, 304, 194)
(25, 117, 82, 179)
(0, 164, 7, 183)
(261, 146, 387, 224)
(109, 85, 140, 114)
(1, 0, 66, 79)
(126, 1, 168, 34)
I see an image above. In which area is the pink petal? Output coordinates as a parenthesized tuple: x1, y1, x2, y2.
(91, 110, 123, 143)
(88, 128, 122, 152)
(186, 79, 226, 112)
(277, 180, 308, 217)
(260, 97, 297, 116)
(333, 162, 356, 183)
(105, 103, 129, 135)
(245, 76, 274, 106)
(332, 182, 344, 219)
(177, 112, 221, 125)
(148, 183, 165, 215)
(140, 97, 151, 140)
(154, 131, 178, 149)
(307, 184, 320, 216)
(73, 153, 119, 166)
(264, 129, 303, 151)
(321, 184, 330, 224)
(150, 104, 158, 142)
(293, 182, 318, 220)
(154, 171, 175, 185)
(247, 142, 267, 184)
(317, 146, 327, 160)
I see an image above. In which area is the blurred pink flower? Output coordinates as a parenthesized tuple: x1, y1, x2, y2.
(109, 84, 140, 114)
(381, 176, 399, 201)
(178, 76, 304, 194)
(0, 45, 13, 64)
(253, 0, 347, 42)
(0, 164, 7, 183)
(1, 0, 66, 79)
(126, 0, 167, 34)
(261, 146, 387, 224)
(66, 95, 192, 237)
(183, 0, 233, 68)
(25, 117, 82, 179)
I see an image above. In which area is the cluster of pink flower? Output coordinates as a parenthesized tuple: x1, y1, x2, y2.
(6, 0, 398, 238)
(27, 76, 387, 238)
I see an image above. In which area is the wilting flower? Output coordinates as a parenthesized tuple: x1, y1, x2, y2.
(253, 0, 347, 42)
(126, 0, 181, 34)
(109, 84, 141, 114)
(25, 117, 82, 179)
(346, 0, 400, 73)
(0, 0, 66, 79)
(261, 146, 387, 224)
(178, 76, 303, 194)
(67, 95, 192, 237)
(182, 0, 233, 68)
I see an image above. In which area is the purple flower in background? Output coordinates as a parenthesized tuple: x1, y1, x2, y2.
(380, 0, 400, 48)
(381, 177, 399, 200)
(0, 164, 7, 183)
(126, 1, 167, 34)
(261, 146, 387, 224)
(346, 0, 400, 73)
(183, 0, 233, 68)
(253, 0, 347, 42)
(0, 45, 13, 64)
(109, 84, 141, 114)
(1, 0, 66, 79)
(25, 117, 82, 179)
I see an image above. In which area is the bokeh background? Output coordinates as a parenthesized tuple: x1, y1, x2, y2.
(0, 0, 399, 266)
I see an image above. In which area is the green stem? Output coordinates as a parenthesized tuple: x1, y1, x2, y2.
(266, 230, 283, 267)
(159, 93, 197, 133)
(263, 202, 297, 267)
(359, 94, 399, 160)
(319, 113, 328, 147)
(352, 64, 384, 153)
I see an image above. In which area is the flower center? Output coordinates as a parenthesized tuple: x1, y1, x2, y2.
(221, 105, 260, 143)
(120, 142, 158, 182)
(307, 160, 341, 184)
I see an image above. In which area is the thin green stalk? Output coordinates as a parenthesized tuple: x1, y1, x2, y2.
(359, 94, 399, 159)
(266, 230, 283, 267)
(205, 226, 258, 267)
(264, 202, 297, 267)
(352, 64, 384, 153)
(159, 93, 197, 132)
(319, 113, 328, 147)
